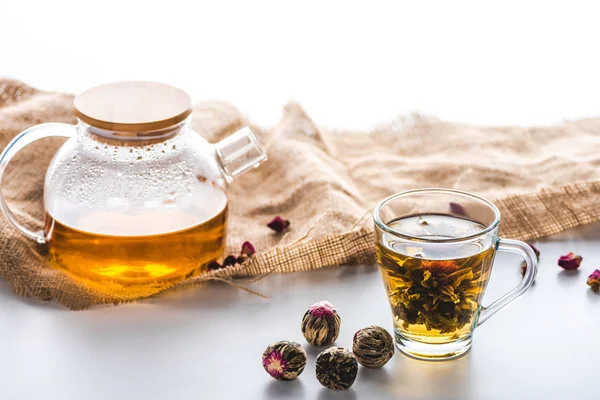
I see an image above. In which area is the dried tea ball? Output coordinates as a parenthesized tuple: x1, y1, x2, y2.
(301, 301, 341, 346)
(262, 341, 307, 381)
(352, 325, 395, 368)
(315, 347, 358, 390)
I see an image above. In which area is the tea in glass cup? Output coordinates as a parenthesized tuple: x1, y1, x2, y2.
(374, 189, 537, 360)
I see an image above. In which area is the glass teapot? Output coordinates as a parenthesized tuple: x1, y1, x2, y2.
(0, 82, 267, 291)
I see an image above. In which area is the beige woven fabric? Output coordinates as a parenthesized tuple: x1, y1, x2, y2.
(1, 79, 600, 309)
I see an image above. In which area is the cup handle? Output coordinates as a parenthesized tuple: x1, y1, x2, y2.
(0, 123, 76, 243)
(476, 238, 538, 326)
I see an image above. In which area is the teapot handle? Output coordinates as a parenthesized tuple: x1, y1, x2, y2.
(0, 123, 76, 243)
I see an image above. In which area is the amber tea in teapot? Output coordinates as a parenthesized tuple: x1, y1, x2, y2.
(44, 183, 227, 288)
(0, 82, 267, 292)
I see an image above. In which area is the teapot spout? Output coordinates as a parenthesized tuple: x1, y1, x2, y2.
(214, 127, 267, 182)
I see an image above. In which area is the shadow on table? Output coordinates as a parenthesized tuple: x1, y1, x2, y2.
(385, 353, 474, 399)
(151, 264, 379, 310)
(557, 269, 581, 280)
(317, 387, 357, 400)
(0, 262, 378, 312)
(303, 342, 343, 358)
(358, 366, 393, 386)
(540, 220, 600, 242)
(0, 279, 68, 310)
(265, 378, 306, 398)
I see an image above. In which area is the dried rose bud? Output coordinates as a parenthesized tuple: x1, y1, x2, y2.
(558, 252, 582, 270)
(237, 255, 247, 264)
(241, 241, 256, 257)
(587, 270, 600, 292)
(223, 255, 238, 267)
(267, 216, 290, 233)
(521, 243, 540, 277)
(449, 202, 467, 216)
(207, 261, 222, 271)
(529, 243, 541, 259)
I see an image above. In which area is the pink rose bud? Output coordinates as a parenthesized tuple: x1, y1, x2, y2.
(241, 241, 256, 257)
(529, 243, 541, 259)
(557, 252, 582, 270)
(587, 269, 600, 292)
(308, 300, 336, 317)
(267, 216, 290, 233)
(449, 202, 467, 216)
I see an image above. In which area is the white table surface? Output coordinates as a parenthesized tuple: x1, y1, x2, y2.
(1, 1, 600, 399)
(0, 224, 599, 400)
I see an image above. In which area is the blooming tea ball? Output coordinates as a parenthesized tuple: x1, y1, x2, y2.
(262, 341, 307, 381)
(315, 347, 358, 390)
(301, 301, 341, 346)
(352, 325, 395, 368)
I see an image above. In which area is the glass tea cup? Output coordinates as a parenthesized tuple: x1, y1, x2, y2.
(374, 188, 537, 360)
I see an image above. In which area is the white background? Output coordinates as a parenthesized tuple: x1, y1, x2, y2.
(2, 2, 600, 399)
(1, 0, 599, 129)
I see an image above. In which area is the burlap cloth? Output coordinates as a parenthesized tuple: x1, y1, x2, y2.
(1, 79, 600, 309)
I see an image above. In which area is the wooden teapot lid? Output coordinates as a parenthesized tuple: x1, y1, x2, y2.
(74, 81, 192, 132)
